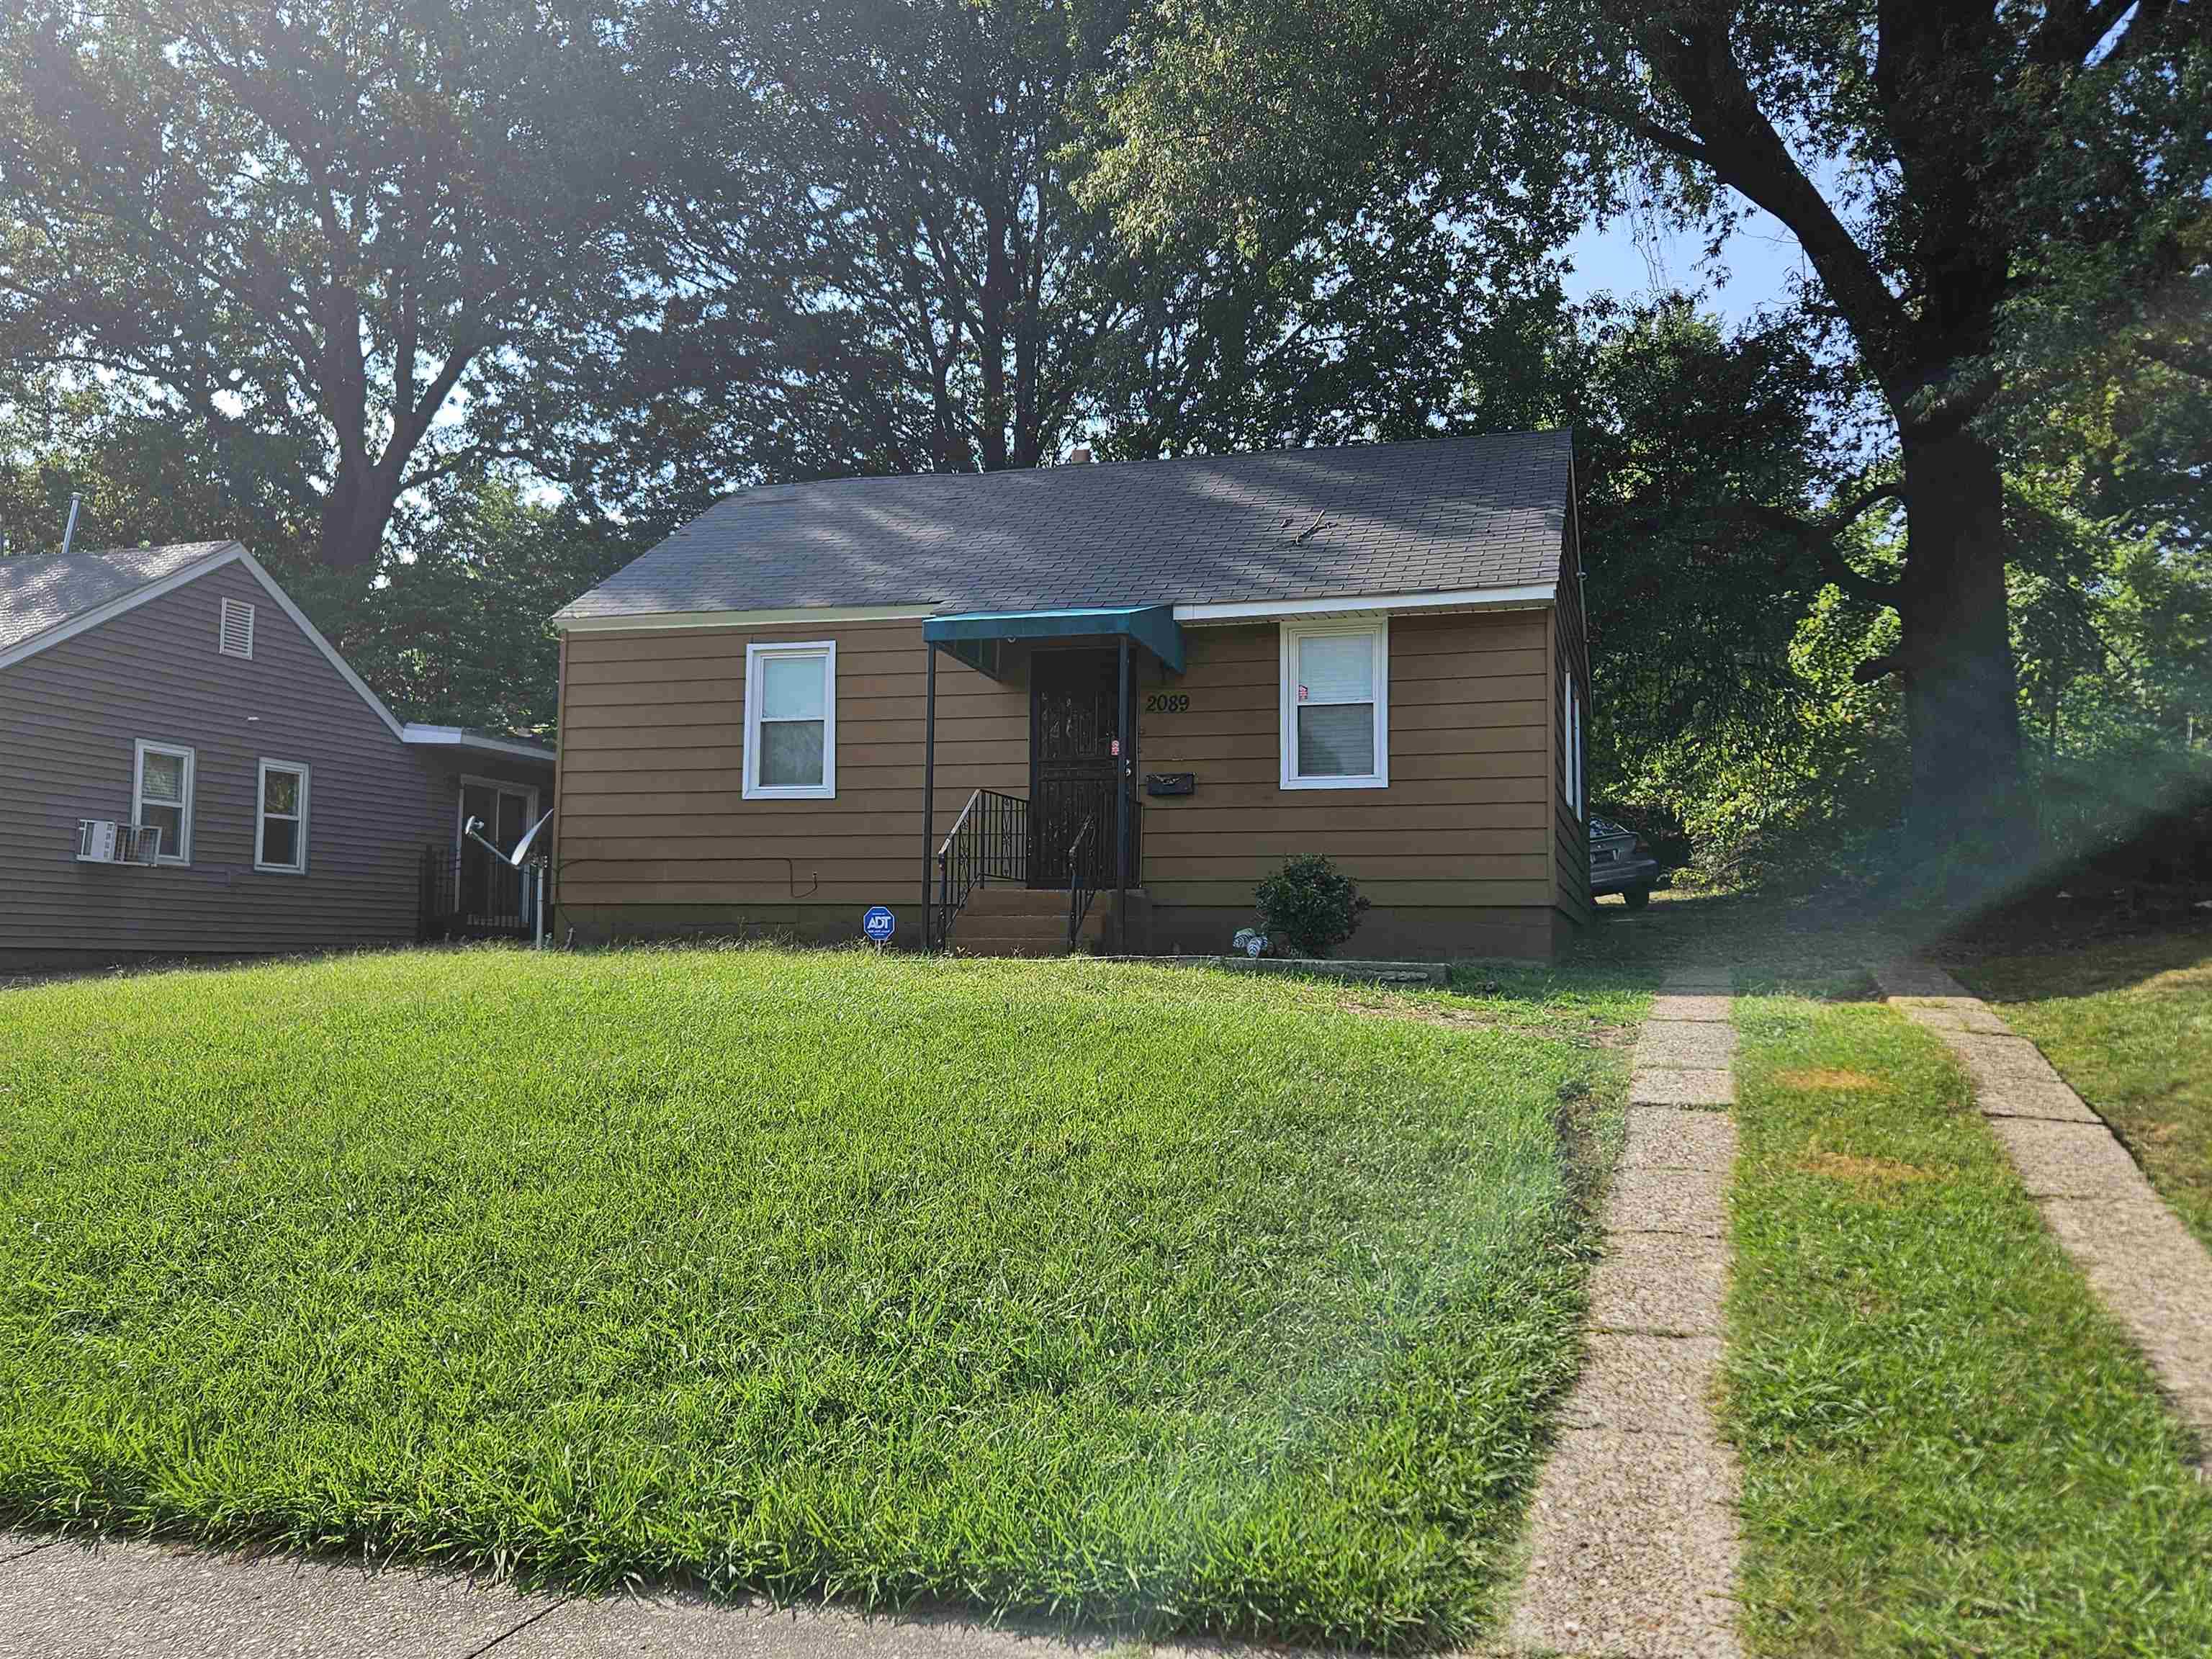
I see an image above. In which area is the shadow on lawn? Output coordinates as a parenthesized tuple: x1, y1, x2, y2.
(1951, 920, 2212, 1003)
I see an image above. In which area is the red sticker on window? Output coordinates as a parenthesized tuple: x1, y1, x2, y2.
(1298, 684, 1309, 701)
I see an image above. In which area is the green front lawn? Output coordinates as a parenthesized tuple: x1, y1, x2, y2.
(1959, 925, 2212, 1250)
(1725, 995, 2212, 1656)
(0, 945, 1626, 1650)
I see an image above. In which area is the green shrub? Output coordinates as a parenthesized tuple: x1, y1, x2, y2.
(1255, 854, 1369, 957)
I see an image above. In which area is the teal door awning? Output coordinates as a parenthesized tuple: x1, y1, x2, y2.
(922, 604, 1184, 675)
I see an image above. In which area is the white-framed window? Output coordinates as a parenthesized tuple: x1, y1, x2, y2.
(219, 597, 255, 659)
(255, 759, 310, 874)
(742, 640, 837, 799)
(1563, 667, 1585, 819)
(132, 739, 194, 865)
(1279, 619, 1389, 790)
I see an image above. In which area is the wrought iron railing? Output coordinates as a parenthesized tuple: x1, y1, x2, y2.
(417, 845, 549, 943)
(934, 788, 1028, 947)
(1066, 817, 1098, 950)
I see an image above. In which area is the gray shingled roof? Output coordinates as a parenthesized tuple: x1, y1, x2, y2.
(559, 431, 1572, 621)
(0, 540, 241, 655)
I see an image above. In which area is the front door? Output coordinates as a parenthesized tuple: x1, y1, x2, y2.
(1029, 652, 1120, 889)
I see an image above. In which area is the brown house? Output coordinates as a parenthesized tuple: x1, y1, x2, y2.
(0, 539, 554, 971)
(552, 431, 1592, 961)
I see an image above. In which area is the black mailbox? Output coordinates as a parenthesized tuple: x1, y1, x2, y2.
(1145, 773, 1195, 797)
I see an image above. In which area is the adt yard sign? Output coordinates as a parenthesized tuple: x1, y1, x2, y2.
(863, 906, 896, 943)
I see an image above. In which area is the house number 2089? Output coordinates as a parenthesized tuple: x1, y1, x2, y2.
(1143, 693, 1190, 714)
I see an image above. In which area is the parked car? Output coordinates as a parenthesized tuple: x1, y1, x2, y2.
(1589, 815, 1662, 909)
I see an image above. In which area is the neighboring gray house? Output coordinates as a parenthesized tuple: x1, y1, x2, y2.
(0, 539, 554, 970)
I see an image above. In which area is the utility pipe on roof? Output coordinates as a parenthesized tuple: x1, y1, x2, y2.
(59, 494, 81, 558)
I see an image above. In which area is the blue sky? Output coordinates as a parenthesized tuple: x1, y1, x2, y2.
(1558, 204, 1813, 328)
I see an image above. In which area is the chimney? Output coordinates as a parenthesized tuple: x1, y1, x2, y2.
(1066, 445, 1092, 464)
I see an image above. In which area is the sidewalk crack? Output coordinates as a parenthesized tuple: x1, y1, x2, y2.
(462, 1594, 572, 1658)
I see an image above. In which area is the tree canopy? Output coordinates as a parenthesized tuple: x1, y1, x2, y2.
(0, 0, 2203, 880)
(1089, 0, 2212, 850)
(0, 0, 682, 578)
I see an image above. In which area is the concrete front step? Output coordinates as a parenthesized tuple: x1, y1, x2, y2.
(947, 886, 1115, 956)
(961, 889, 1079, 914)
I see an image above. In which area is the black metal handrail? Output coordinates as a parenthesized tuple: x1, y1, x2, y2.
(935, 788, 1028, 946)
(1066, 816, 1098, 950)
(417, 844, 548, 943)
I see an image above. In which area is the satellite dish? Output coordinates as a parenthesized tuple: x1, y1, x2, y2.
(463, 809, 554, 868)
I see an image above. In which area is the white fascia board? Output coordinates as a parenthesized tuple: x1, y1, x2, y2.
(0, 542, 250, 673)
(554, 603, 932, 633)
(400, 724, 555, 763)
(1172, 583, 1556, 625)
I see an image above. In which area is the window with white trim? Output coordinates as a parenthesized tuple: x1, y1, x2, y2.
(219, 598, 255, 659)
(132, 739, 194, 865)
(1563, 667, 1585, 819)
(742, 640, 837, 799)
(256, 759, 310, 873)
(1280, 619, 1388, 789)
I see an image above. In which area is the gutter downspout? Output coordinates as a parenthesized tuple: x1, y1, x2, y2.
(1115, 635, 1130, 953)
(920, 644, 938, 950)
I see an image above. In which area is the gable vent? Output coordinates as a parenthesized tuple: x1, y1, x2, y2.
(219, 598, 255, 660)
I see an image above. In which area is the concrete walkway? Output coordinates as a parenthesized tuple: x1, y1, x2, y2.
(1505, 966, 1743, 1659)
(1874, 960, 2212, 1449)
(0, 1529, 1114, 1659)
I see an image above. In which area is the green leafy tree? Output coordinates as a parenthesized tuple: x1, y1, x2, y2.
(0, 374, 315, 567)
(1089, 0, 2211, 851)
(337, 477, 643, 734)
(588, 0, 1578, 511)
(0, 0, 683, 580)
(585, 0, 1146, 503)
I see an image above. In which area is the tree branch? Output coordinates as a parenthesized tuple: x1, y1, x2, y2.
(1513, 69, 1712, 170)
(1626, 19, 1914, 389)
(2135, 333, 2212, 382)
(1742, 483, 1906, 606)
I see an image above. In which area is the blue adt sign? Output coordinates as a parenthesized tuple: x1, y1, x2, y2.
(862, 906, 896, 943)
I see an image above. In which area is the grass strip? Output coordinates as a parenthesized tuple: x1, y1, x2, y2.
(1726, 994, 2212, 1657)
(1961, 927, 2212, 1251)
(0, 944, 1622, 1650)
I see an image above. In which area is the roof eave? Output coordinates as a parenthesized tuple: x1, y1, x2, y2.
(400, 724, 556, 763)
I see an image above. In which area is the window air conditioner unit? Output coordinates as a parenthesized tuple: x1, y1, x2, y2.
(76, 821, 161, 864)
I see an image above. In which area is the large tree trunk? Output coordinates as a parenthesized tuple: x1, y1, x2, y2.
(1895, 424, 2025, 841)
(316, 465, 384, 576)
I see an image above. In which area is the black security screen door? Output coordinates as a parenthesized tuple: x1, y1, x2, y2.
(1029, 651, 1121, 890)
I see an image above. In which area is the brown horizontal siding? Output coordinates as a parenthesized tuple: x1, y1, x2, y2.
(556, 619, 1022, 917)
(1137, 611, 1555, 925)
(557, 606, 1565, 953)
(0, 561, 472, 956)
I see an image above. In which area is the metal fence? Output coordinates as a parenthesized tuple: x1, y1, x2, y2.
(417, 845, 550, 943)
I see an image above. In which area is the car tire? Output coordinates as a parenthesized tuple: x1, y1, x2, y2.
(1624, 886, 1652, 911)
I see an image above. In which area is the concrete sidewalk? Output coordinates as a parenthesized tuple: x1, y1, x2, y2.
(1503, 963, 1743, 1659)
(1874, 959, 2212, 1449)
(0, 1531, 1123, 1659)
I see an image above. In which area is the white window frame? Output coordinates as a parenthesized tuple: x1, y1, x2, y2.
(254, 758, 310, 875)
(742, 639, 838, 800)
(1279, 619, 1390, 791)
(132, 738, 195, 866)
(219, 597, 256, 660)
(1563, 667, 1586, 821)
